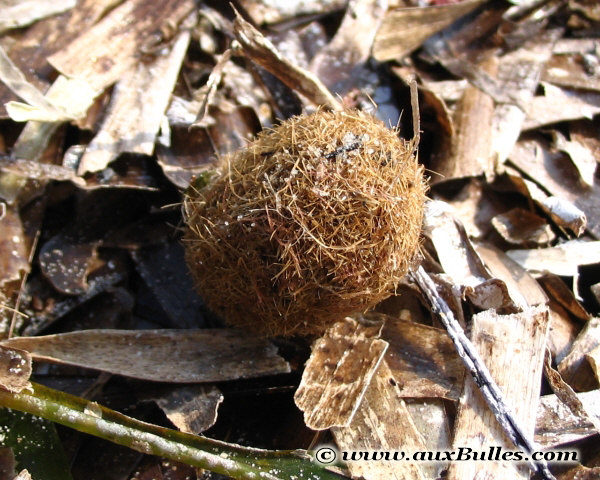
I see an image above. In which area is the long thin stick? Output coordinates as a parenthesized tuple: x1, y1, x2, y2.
(411, 266, 556, 480)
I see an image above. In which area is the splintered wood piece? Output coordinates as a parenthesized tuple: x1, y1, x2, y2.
(0, 329, 290, 383)
(47, 0, 194, 92)
(413, 267, 554, 480)
(0, 346, 31, 393)
(381, 314, 464, 400)
(232, 11, 342, 110)
(535, 390, 600, 448)
(372, 0, 483, 61)
(294, 318, 388, 430)
(448, 306, 550, 480)
(77, 22, 192, 174)
(332, 361, 427, 480)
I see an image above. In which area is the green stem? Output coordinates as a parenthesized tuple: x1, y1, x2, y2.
(0, 383, 343, 480)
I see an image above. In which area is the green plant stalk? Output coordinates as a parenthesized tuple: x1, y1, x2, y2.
(0, 383, 343, 480)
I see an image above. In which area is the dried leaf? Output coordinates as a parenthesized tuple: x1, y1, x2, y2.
(77, 24, 192, 174)
(536, 390, 600, 448)
(380, 314, 464, 400)
(524, 83, 600, 130)
(0, 0, 75, 34)
(47, 0, 194, 93)
(294, 318, 387, 430)
(509, 138, 597, 238)
(332, 361, 428, 480)
(1, 329, 290, 383)
(239, 0, 346, 24)
(0, 46, 73, 122)
(491, 208, 555, 246)
(552, 130, 597, 189)
(0, 205, 29, 287)
(153, 385, 223, 434)
(558, 317, 600, 391)
(373, 0, 484, 61)
(0, 346, 31, 393)
(543, 48, 600, 92)
(584, 345, 600, 385)
(310, 0, 386, 92)
(232, 11, 341, 110)
(507, 240, 600, 277)
(448, 306, 550, 480)
(538, 274, 590, 322)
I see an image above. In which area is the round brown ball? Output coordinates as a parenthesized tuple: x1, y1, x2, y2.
(183, 109, 426, 336)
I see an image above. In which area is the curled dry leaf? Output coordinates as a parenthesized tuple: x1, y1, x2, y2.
(294, 318, 387, 430)
(0, 329, 290, 383)
(491, 207, 556, 246)
(0, 345, 31, 393)
(535, 389, 600, 449)
(558, 317, 600, 392)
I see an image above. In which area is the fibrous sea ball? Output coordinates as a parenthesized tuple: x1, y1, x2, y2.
(183, 109, 427, 336)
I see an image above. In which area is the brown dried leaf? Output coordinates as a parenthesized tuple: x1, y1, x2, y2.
(47, 0, 194, 93)
(380, 314, 464, 400)
(294, 318, 387, 430)
(0, 345, 31, 393)
(552, 130, 597, 189)
(373, 0, 484, 62)
(0, 205, 29, 287)
(584, 345, 600, 385)
(232, 11, 342, 110)
(491, 208, 555, 247)
(507, 240, 600, 277)
(536, 390, 600, 448)
(509, 138, 597, 238)
(153, 385, 223, 434)
(475, 243, 548, 308)
(310, 0, 386, 92)
(332, 361, 428, 480)
(0, 0, 75, 34)
(0, 329, 290, 383)
(78, 23, 192, 174)
(491, 29, 562, 166)
(524, 83, 600, 130)
(542, 49, 600, 92)
(448, 306, 550, 480)
(558, 317, 600, 391)
(538, 274, 590, 322)
(557, 465, 600, 480)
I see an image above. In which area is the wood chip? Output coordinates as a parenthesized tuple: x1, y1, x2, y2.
(0, 329, 290, 383)
(294, 318, 387, 430)
(491, 208, 555, 246)
(448, 306, 550, 480)
(332, 360, 427, 480)
(0, 345, 32, 393)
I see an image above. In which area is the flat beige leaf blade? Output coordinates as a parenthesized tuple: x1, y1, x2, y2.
(294, 318, 387, 430)
(1, 329, 290, 383)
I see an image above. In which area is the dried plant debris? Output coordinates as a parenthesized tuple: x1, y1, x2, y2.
(1, 329, 290, 383)
(1, 0, 600, 478)
(0, 346, 31, 393)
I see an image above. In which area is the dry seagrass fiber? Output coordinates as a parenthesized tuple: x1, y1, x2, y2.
(183, 109, 427, 336)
